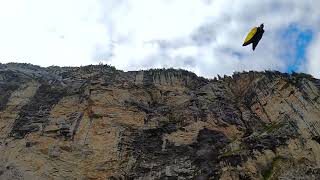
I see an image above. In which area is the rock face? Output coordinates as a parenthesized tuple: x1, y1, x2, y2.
(1, 63, 320, 180)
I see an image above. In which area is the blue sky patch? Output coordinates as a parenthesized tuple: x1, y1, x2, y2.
(280, 24, 313, 73)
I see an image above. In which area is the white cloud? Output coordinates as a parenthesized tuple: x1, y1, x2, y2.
(0, 0, 319, 78)
(0, 0, 108, 66)
(307, 32, 320, 78)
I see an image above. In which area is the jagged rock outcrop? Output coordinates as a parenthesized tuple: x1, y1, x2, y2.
(0, 63, 320, 179)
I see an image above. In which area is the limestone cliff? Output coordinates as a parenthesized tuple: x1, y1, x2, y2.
(0, 63, 320, 180)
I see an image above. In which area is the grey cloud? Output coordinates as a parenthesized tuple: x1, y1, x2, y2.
(191, 22, 217, 46)
(150, 39, 192, 50)
(93, 45, 114, 63)
(182, 57, 197, 67)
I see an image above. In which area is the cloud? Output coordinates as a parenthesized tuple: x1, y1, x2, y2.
(0, 0, 109, 66)
(98, 0, 320, 77)
(0, 1, 319, 78)
(307, 32, 320, 78)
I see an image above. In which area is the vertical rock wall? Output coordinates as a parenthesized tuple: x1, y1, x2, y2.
(0, 63, 320, 179)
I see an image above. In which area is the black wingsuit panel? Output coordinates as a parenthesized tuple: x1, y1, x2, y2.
(252, 29, 264, 51)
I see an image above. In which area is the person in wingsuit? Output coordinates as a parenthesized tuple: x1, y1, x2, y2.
(243, 24, 265, 51)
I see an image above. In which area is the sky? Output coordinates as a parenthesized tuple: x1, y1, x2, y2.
(0, 0, 319, 78)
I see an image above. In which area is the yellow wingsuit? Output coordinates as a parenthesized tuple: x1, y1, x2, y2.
(243, 24, 264, 51)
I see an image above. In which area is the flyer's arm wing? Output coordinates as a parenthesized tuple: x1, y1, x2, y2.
(243, 27, 257, 46)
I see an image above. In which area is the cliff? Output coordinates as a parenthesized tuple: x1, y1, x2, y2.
(0, 63, 320, 179)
